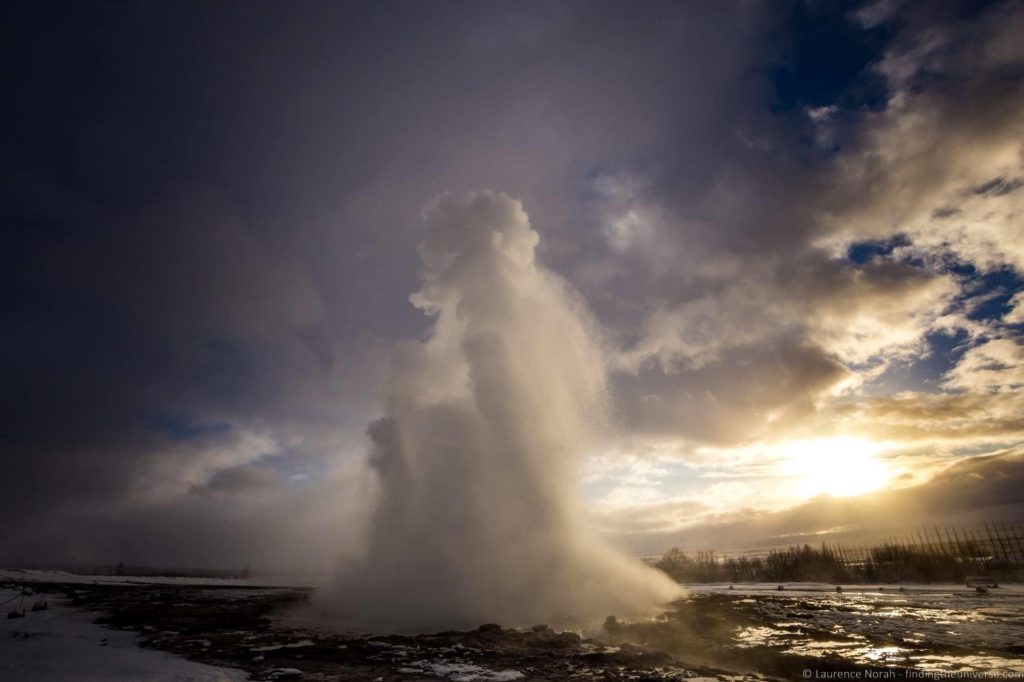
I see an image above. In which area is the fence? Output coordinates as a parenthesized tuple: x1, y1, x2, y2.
(651, 521, 1024, 584)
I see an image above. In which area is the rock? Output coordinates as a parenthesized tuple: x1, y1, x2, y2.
(477, 623, 502, 633)
(603, 615, 620, 633)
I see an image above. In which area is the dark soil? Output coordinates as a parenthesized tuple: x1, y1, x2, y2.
(3, 579, 926, 681)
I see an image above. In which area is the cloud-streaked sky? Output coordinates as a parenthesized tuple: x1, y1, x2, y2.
(3, 0, 1024, 568)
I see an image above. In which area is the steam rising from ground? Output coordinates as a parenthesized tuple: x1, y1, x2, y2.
(326, 191, 681, 631)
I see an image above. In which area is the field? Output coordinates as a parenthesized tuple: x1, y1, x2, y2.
(3, 570, 1023, 681)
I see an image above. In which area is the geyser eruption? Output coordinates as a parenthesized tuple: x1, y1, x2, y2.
(329, 191, 681, 630)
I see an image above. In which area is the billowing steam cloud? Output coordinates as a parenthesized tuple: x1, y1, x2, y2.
(325, 191, 681, 631)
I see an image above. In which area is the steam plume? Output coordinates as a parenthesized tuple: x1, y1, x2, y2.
(328, 191, 681, 630)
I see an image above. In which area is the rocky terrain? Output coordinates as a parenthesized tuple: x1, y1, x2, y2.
(4, 574, 1022, 681)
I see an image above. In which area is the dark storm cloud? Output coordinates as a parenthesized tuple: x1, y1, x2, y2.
(615, 341, 849, 446)
(2, 0, 1023, 565)
(1, 0, 769, 565)
(587, 0, 1024, 449)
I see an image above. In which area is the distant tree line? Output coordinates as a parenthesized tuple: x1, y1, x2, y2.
(652, 523, 1024, 584)
(93, 563, 253, 579)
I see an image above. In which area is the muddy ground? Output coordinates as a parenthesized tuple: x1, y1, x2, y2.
(4, 578, 1020, 681)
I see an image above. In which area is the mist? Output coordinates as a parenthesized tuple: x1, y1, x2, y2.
(321, 191, 681, 631)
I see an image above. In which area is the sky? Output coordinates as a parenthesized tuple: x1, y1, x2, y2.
(3, 0, 1024, 570)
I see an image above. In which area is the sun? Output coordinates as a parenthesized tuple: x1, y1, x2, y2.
(783, 436, 891, 499)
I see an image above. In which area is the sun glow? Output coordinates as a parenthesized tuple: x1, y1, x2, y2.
(784, 436, 891, 499)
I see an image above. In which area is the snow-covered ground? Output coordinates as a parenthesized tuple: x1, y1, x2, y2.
(0, 567, 310, 588)
(681, 581, 1024, 674)
(5, 572, 1022, 680)
(684, 581, 1024, 595)
(0, 588, 248, 681)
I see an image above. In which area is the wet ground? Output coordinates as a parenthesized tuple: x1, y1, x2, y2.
(2, 575, 1022, 681)
(1, 578, 755, 681)
(612, 584, 1024, 679)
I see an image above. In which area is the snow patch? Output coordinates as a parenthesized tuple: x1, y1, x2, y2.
(0, 589, 246, 681)
(400, 660, 524, 681)
(251, 639, 315, 652)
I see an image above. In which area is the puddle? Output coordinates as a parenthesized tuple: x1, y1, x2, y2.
(694, 586, 1024, 674)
